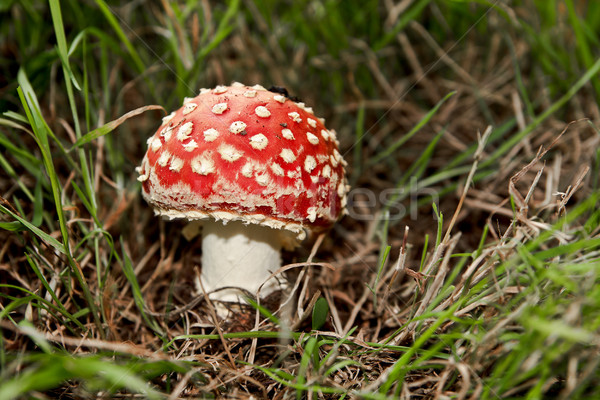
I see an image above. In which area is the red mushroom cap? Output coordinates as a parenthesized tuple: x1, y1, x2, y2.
(138, 83, 348, 241)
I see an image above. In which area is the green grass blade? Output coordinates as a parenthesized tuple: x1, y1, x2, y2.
(565, 0, 600, 99)
(92, 0, 146, 73)
(0, 203, 65, 254)
(379, 302, 461, 394)
(482, 56, 600, 168)
(71, 105, 164, 149)
(24, 254, 86, 331)
(119, 238, 164, 337)
(369, 91, 455, 165)
(49, 0, 96, 215)
(17, 74, 103, 334)
(296, 336, 317, 399)
(0, 353, 164, 400)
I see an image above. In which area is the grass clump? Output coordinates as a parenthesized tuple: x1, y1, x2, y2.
(1, 0, 600, 398)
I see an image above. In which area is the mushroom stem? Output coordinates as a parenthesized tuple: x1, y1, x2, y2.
(198, 220, 283, 303)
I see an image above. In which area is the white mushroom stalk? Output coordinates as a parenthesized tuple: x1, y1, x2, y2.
(198, 221, 282, 302)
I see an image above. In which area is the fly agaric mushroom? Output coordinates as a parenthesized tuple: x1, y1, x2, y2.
(137, 83, 348, 304)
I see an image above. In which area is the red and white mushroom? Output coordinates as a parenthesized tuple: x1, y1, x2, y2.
(137, 83, 348, 305)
